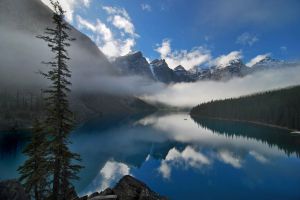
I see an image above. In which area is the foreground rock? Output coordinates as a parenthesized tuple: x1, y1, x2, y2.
(0, 176, 167, 200)
(77, 175, 168, 200)
(0, 180, 29, 200)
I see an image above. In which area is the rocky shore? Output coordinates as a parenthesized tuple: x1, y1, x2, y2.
(0, 175, 167, 200)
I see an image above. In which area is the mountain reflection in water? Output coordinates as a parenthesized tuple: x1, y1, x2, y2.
(1, 112, 300, 199)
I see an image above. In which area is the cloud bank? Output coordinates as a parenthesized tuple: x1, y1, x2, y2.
(155, 39, 211, 70)
(246, 53, 270, 67)
(76, 6, 138, 58)
(142, 66, 300, 108)
(41, 0, 90, 22)
(212, 51, 242, 68)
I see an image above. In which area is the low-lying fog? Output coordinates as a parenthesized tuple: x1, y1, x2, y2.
(141, 66, 300, 108)
(1, 12, 300, 109)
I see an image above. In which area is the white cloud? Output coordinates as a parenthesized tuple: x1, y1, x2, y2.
(77, 16, 113, 41)
(103, 6, 130, 19)
(73, 6, 139, 57)
(218, 150, 242, 168)
(142, 65, 300, 107)
(141, 4, 152, 12)
(246, 53, 270, 67)
(99, 161, 130, 191)
(76, 12, 136, 57)
(103, 6, 138, 37)
(41, 0, 90, 22)
(158, 146, 211, 179)
(249, 151, 268, 163)
(155, 39, 211, 70)
(82, 0, 90, 7)
(158, 161, 171, 179)
(81, 160, 131, 196)
(156, 39, 171, 58)
(236, 32, 259, 46)
(212, 51, 242, 68)
(110, 15, 136, 36)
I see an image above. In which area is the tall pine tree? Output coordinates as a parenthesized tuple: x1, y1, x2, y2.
(37, 1, 82, 199)
(18, 119, 50, 200)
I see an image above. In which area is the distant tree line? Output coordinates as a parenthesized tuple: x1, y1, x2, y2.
(191, 117, 300, 157)
(190, 86, 300, 130)
(0, 90, 44, 126)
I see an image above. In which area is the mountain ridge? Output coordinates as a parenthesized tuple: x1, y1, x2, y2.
(113, 51, 299, 83)
(0, 0, 157, 130)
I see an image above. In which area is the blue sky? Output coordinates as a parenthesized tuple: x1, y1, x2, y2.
(42, 0, 300, 69)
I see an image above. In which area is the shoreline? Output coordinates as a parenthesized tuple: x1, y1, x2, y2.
(190, 115, 298, 132)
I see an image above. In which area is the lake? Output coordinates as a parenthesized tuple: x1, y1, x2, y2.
(1, 112, 300, 199)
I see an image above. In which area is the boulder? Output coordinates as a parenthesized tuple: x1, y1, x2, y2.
(79, 175, 167, 200)
(0, 179, 30, 200)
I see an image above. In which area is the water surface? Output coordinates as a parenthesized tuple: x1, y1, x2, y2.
(1, 112, 300, 200)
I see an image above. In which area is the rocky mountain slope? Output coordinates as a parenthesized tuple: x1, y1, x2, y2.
(112, 51, 154, 80)
(113, 52, 299, 84)
(0, 0, 156, 130)
(150, 59, 179, 83)
(206, 59, 250, 81)
(0, 176, 167, 200)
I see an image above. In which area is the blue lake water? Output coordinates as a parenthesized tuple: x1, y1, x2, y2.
(1, 112, 300, 199)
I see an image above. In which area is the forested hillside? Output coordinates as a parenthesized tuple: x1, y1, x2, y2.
(190, 85, 300, 130)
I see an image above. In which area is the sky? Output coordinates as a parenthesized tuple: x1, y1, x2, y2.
(41, 0, 300, 70)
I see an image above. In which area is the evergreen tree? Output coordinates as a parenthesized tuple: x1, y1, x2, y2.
(37, 1, 82, 199)
(190, 85, 300, 130)
(18, 119, 50, 200)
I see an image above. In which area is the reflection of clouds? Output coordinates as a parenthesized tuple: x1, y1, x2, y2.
(159, 161, 171, 179)
(137, 113, 286, 158)
(218, 150, 242, 168)
(84, 160, 131, 195)
(249, 151, 268, 164)
(100, 161, 131, 189)
(158, 146, 211, 179)
(135, 116, 158, 126)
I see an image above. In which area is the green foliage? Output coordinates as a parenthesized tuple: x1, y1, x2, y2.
(18, 1, 83, 200)
(36, 1, 83, 199)
(190, 85, 300, 130)
(18, 119, 50, 200)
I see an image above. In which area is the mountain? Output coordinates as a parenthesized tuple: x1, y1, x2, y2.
(250, 56, 299, 72)
(112, 53, 197, 83)
(0, 0, 156, 129)
(251, 56, 282, 69)
(150, 59, 179, 83)
(174, 65, 193, 82)
(113, 51, 299, 84)
(112, 51, 154, 79)
(0, 0, 115, 90)
(208, 59, 249, 81)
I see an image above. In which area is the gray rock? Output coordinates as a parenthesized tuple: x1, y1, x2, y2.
(150, 59, 178, 84)
(80, 175, 167, 200)
(0, 179, 30, 200)
(174, 65, 193, 82)
(113, 51, 154, 79)
(112, 175, 167, 200)
(100, 188, 114, 196)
